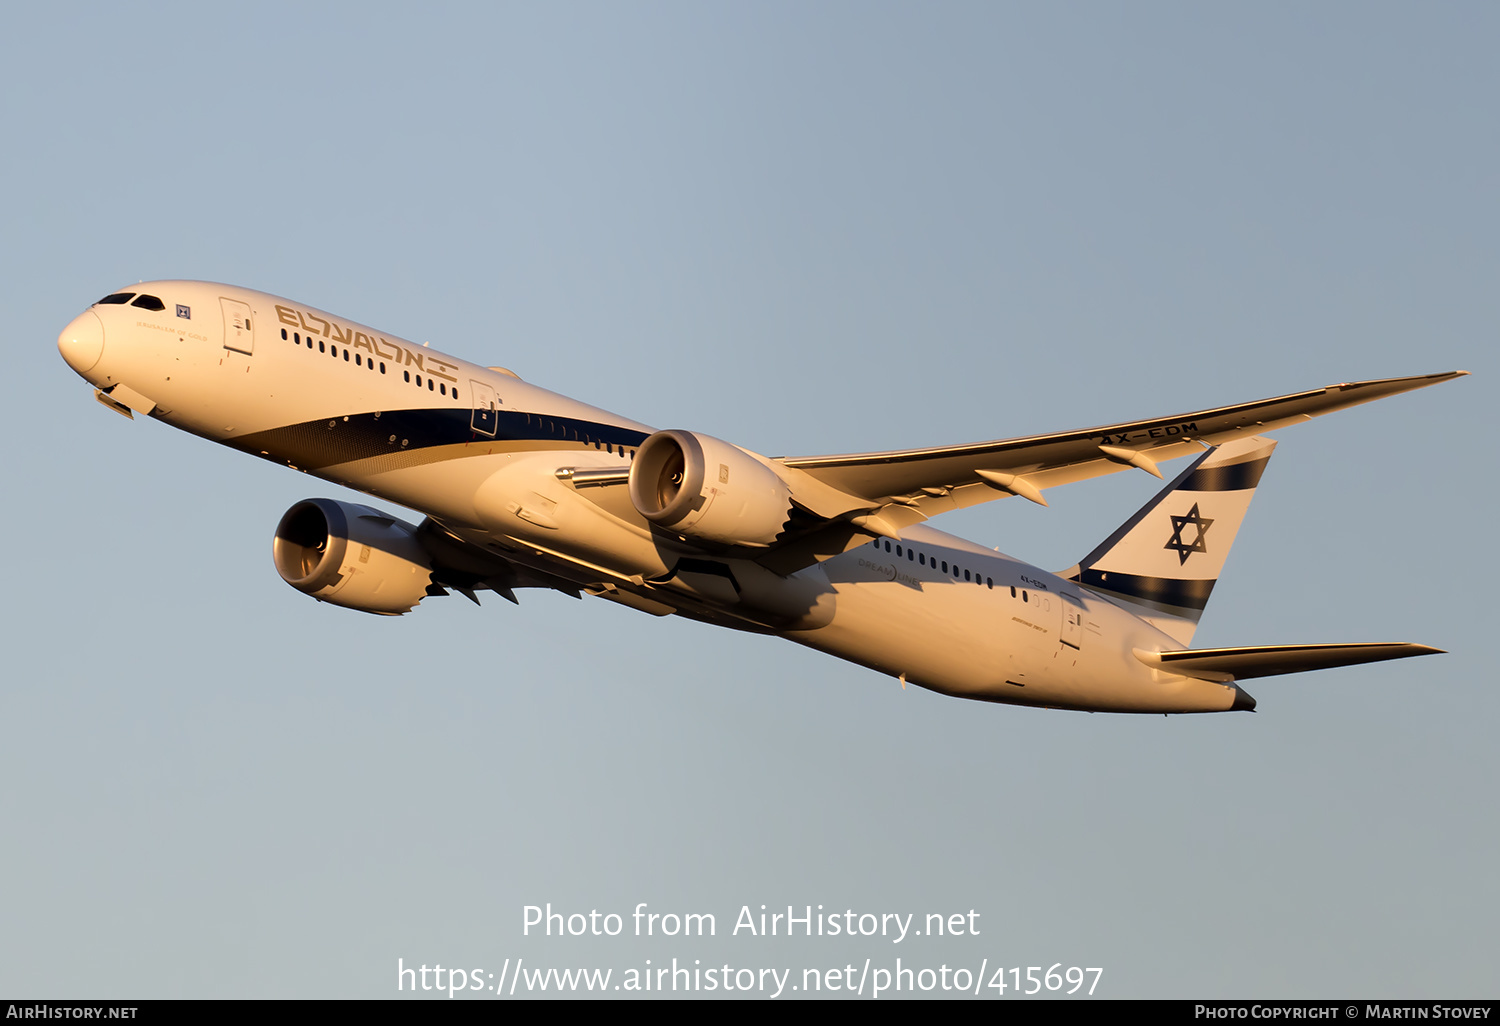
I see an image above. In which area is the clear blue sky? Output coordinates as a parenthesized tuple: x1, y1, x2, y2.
(3, 2, 1494, 998)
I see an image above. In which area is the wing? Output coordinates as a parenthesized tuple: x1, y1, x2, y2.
(753, 371, 1466, 574)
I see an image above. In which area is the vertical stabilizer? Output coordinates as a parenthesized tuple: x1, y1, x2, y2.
(1062, 436, 1276, 645)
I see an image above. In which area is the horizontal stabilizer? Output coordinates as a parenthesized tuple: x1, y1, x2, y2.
(1134, 643, 1444, 682)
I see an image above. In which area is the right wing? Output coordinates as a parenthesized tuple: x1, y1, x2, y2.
(754, 371, 1466, 574)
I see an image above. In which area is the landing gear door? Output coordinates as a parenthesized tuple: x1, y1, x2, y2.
(221, 298, 254, 355)
(470, 379, 498, 436)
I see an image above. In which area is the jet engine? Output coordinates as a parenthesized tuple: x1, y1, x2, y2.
(627, 430, 793, 547)
(272, 499, 433, 615)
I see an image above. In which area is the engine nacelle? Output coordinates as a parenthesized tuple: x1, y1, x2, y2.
(272, 499, 433, 615)
(628, 430, 793, 547)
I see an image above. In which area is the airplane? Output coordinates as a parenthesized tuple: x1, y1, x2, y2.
(56, 281, 1467, 715)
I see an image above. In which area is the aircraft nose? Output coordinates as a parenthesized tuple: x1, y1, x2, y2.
(58, 310, 105, 374)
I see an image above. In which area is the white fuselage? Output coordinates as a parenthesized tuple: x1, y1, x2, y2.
(58, 281, 1243, 713)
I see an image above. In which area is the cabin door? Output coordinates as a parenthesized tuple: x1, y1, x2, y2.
(470, 380, 498, 436)
(1061, 593, 1084, 650)
(221, 298, 254, 355)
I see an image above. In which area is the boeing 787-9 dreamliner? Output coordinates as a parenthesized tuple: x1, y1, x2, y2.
(57, 282, 1466, 714)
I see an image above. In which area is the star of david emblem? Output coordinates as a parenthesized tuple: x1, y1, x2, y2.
(1164, 503, 1214, 565)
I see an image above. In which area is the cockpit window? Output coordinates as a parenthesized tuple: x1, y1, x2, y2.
(97, 293, 135, 305)
(130, 294, 166, 311)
